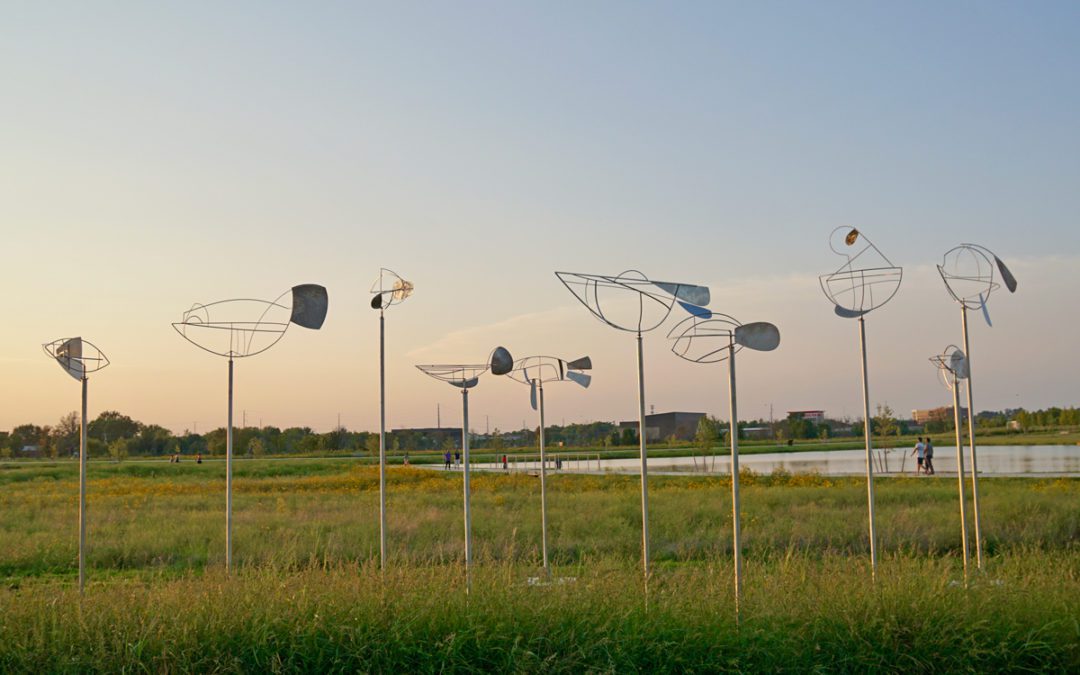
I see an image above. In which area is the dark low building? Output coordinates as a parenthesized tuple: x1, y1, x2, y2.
(619, 412, 706, 442)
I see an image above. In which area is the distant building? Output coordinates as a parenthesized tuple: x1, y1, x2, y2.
(619, 412, 705, 442)
(787, 410, 826, 423)
(911, 407, 967, 425)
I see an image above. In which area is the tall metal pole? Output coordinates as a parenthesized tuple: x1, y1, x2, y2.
(858, 317, 878, 578)
(727, 341, 742, 619)
(379, 310, 387, 570)
(951, 371, 969, 581)
(226, 357, 233, 573)
(461, 388, 472, 593)
(538, 380, 549, 575)
(961, 307, 983, 569)
(79, 376, 88, 594)
(636, 332, 651, 579)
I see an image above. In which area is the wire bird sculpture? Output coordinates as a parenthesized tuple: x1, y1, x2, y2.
(172, 284, 329, 572)
(667, 313, 779, 620)
(370, 269, 414, 570)
(556, 269, 710, 581)
(42, 337, 110, 594)
(505, 354, 593, 576)
(818, 227, 903, 580)
(370, 268, 414, 310)
(819, 227, 903, 318)
(416, 346, 513, 593)
(936, 243, 1018, 571)
(929, 345, 973, 581)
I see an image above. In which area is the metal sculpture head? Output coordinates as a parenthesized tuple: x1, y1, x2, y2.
(370, 268, 414, 310)
(556, 270, 711, 333)
(43, 337, 110, 380)
(172, 284, 328, 358)
(937, 244, 1017, 323)
(668, 314, 780, 364)
(819, 227, 903, 318)
(930, 344, 970, 389)
(417, 346, 514, 389)
(507, 355, 593, 410)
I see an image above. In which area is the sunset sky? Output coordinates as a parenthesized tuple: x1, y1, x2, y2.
(3, 2, 1078, 434)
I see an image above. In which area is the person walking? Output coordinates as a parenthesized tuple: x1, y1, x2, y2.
(443, 450, 452, 470)
(454, 450, 461, 468)
(923, 438, 935, 475)
(912, 437, 925, 475)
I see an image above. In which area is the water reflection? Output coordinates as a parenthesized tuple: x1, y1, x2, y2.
(579, 445, 1080, 477)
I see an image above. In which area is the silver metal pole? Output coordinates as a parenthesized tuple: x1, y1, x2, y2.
(461, 388, 472, 593)
(961, 307, 983, 569)
(858, 317, 878, 578)
(379, 310, 387, 570)
(636, 332, 650, 578)
(79, 376, 88, 594)
(951, 371, 969, 581)
(226, 357, 233, 573)
(538, 380, 549, 575)
(727, 341, 742, 619)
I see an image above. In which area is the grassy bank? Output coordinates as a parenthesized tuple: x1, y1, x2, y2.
(1, 461, 1077, 671)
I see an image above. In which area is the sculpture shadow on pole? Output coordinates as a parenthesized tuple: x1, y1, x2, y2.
(172, 284, 329, 572)
(43, 337, 110, 593)
(667, 313, 779, 620)
(506, 354, 593, 576)
(417, 346, 513, 593)
(937, 243, 1018, 570)
(819, 227, 902, 579)
(370, 269, 414, 569)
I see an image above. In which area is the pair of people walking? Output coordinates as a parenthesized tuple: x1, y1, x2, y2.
(912, 436, 935, 475)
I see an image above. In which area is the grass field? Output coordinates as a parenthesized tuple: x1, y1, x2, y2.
(1, 460, 1078, 671)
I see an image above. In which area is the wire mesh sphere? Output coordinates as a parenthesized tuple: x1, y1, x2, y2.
(43, 337, 110, 380)
(370, 268, 414, 310)
(556, 270, 710, 334)
(937, 244, 1017, 310)
(173, 285, 328, 359)
(929, 344, 969, 389)
(819, 227, 903, 318)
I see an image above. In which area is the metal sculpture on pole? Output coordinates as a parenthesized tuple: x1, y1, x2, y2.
(43, 337, 110, 593)
(668, 314, 780, 618)
(417, 346, 513, 592)
(370, 269, 414, 569)
(930, 345, 972, 581)
(506, 354, 593, 575)
(556, 270, 710, 579)
(819, 228, 902, 579)
(172, 284, 328, 572)
(937, 244, 1018, 570)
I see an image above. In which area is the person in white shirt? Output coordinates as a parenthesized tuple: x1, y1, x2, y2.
(912, 437, 926, 475)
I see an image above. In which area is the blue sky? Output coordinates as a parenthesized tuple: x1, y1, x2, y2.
(2, 2, 1077, 432)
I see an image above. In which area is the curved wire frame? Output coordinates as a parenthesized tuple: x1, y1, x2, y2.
(172, 284, 328, 359)
(417, 347, 513, 389)
(555, 270, 711, 333)
(819, 227, 903, 318)
(370, 268, 414, 310)
(937, 244, 1018, 310)
(667, 314, 781, 364)
(507, 355, 592, 386)
(43, 337, 110, 380)
(929, 344, 970, 390)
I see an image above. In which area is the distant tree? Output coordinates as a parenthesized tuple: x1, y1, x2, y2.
(620, 427, 638, 446)
(248, 437, 265, 458)
(873, 404, 899, 443)
(694, 416, 719, 470)
(441, 436, 457, 452)
(52, 411, 80, 457)
(365, 434, 380, 456)
(108, 437, 129, 462)
(88, 411, 141, 443)
(489, 429, 504, 452)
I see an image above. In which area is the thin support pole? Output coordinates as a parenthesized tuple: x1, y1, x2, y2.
(858, 317, 878, 578)
(226, 357, 233, 573)
(636, 332, 651, 579)
(379, 311, 387, 570)
(961, 307, 983, 569)
(79, 376, 88, 594)
(462, 388, 472, 594)
(538, 381, 549, 576)
(727, 341, 742, 620)
(951, 372, 969, 582)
